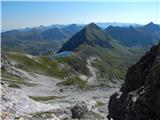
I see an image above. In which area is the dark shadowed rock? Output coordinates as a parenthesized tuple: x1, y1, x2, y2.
(108, 44, 160, 120)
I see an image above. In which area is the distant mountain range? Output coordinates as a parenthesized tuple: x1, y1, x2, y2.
(105, 26, 152, 47)
(96, 22, 141, 29)
(1, 24, 84, 55)
(59, 22, 160, 53)
(61, 24, 84, 36)
(2, 22, 160, 55)
(2, 24, 83, 41)
(43, 27, 68, 40)
(105, 22, 160, 47)
(2, 22, 160, 86)
(2, 22, 142, 32)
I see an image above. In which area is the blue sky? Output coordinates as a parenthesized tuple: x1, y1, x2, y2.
(2, 0, 160, 30)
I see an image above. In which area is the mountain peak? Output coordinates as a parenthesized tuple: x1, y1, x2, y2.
(86, 23, 100, 29)
(148, 22, 154, 25)
(145, 22, 159, 28)
(143, 22, 160, 31)
(58, 23, 113, 53)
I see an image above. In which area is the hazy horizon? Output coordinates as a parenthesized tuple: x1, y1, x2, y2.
(1, 21, 159, 32)
(2, 1, 160, 31)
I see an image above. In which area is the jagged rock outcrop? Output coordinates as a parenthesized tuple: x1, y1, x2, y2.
(107, 44, 160, 120)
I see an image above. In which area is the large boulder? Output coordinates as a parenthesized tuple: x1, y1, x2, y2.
(107, 44, 160, 120)
(71, 100, 89, 119)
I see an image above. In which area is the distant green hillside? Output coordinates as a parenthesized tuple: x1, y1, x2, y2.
(5, 52, 66, 78)
(4, 52, 90, 89)
(1, 29, 65, 55)
(73, 44, 146, 80)
(58, 23, 147, 80)
(1, 24, 83, 55)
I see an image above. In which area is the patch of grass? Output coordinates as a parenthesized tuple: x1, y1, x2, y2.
(56, 54, 75, 63)
(57, 76, 88, 89)
(29, 95, 64, 101)
(1, 70, 33, 86)
(56, 55, 89, 76)
(2, 69, 21, 81)
(37, 56, 67, 77)
(96, 101, 105, 106)
(8, 84, 21, 88)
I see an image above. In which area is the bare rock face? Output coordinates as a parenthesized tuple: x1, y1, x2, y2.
(71, 100, 89, 119)
(1, 51, 24, 78)
(1, 82, 61, 120)
(107, 44, 160, 120)
(1, 82, 39, 119)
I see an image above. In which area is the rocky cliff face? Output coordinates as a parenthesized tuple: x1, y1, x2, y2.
(107, 44, 160, 120)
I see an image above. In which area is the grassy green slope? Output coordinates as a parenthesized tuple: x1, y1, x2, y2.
(4, 42, 147, 89)
(73, 40, 147, 80)
(4, 52, 89, 89)
(5, 52, 67, 78)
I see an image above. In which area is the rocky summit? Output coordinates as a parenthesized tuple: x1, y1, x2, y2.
(107, 43, 160, 120)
